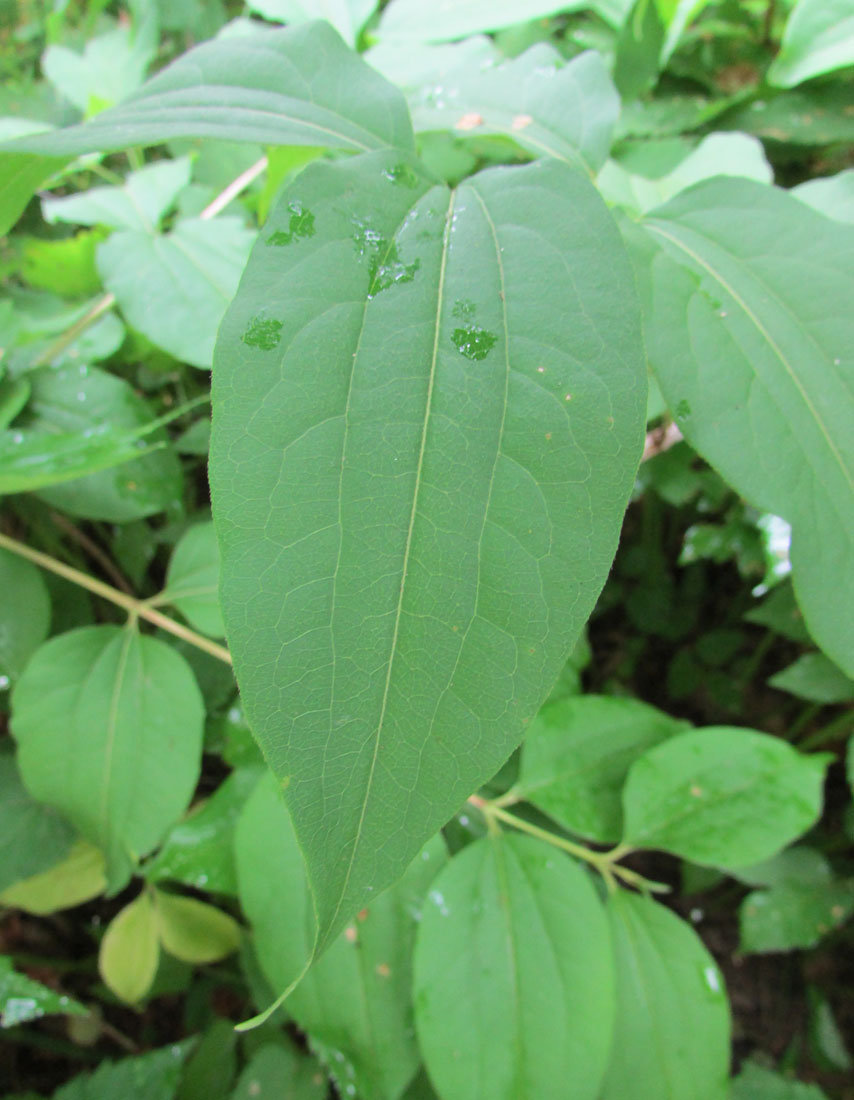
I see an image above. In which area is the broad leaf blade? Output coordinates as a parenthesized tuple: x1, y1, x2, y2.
(630, 178, 854, 675)
(0, 22, 413, 234)
(601, 891, 730, 1100)
(211, 150, 646, 953)
(12, 626, 204, 886)
(235, 771, 445, 1100)
(412, 833, 615, 1100)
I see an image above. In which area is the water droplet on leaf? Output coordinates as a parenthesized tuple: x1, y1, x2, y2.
(242, 317, 283, 351)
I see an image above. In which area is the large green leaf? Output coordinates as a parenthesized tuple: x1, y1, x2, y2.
(621, 727, 828, 868)
(234, 771, 446, 1100)
(768, 0, 854, 88)
(97, 217, 256, 369)
(600, 891, 730, 1100)
(0, 22, 413, 234)
(516, 694, 686, 843)
(211, 150, 646, 954)
(628, 178, 854, 675)
(0, 748, 74, 893)
(413, 833, 614, 1100)
(410, 45, 619, 175)
(12, 625, 204, 887)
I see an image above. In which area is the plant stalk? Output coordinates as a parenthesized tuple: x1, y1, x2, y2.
(469, 796, 667, 894)
(0, 532, 231, 665)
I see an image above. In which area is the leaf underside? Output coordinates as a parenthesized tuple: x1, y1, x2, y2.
(210, 149, 646, 953)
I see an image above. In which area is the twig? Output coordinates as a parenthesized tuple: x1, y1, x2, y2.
(0, 532, 231, 665)
(199, 156, 268, 220)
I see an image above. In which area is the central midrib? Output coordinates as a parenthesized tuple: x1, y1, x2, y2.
(324, 188, 457, 940)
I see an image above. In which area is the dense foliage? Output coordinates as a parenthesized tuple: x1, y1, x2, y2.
(1, 1, 853, 1098)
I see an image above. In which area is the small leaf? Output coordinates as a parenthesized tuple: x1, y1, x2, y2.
(99, 891, 160, 1005)
(12, 626, 204, 887)
(231, 1041, 327, 1100)
(0, 748, 74, 893)
(0, 548, 51, 680)
(378, 0, 587, 42)
(731, 1060, 830, 1100)
(413, 833, 615, 1100)
(97, 218, 256, 369)
(159, 521, 224, 637)
(517, 694, 686, 843)
(42, 24, 154, 114)
(793, 169, 854, 225)
(154, 890, 242, 964)
(768, 653, 854, 704)
(621, 727, 829, 869)
(247, 0, 377, 46)
(0, 955, 87, 1028)
(0, 840, 106, 914)
(176, 1018, 238, 1100)
(24, 364, 183, 522)
(740, 879, 854, 953)
(43, 158, 192, 232)
(53, 1042, 192, 1100)
(768, 0, 854, 88)
(613, 0, 665, 102)
(600, 890, 730, 1100)
(598, 132, 772, 215)
(410, 45, 619, 174)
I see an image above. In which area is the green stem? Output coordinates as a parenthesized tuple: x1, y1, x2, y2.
(471, 798, 668, 893)
(0, 532, 231, 666)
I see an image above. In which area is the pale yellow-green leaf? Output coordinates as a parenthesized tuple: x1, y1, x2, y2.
(0, 840, 105, 915)
(154, 890, 242, 964)
(98, 891, 160, 1005)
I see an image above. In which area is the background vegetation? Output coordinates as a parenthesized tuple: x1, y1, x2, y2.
(1, 1, 853, 1098)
